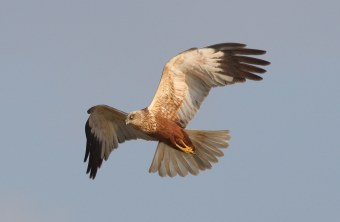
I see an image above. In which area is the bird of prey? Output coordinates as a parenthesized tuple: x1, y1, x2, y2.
(84, 43, 270, 179)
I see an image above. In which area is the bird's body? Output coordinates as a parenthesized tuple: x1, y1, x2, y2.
(126, 108, 195, 153)
(84, 43, 270, 179)
(149, 115, 195, 154)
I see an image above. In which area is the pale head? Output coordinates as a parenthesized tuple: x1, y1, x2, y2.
(126, 110, 145, 128)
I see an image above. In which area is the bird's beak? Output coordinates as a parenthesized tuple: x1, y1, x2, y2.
(125, 119, 129, 125)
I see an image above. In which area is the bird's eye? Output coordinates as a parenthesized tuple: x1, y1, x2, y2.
(129, 114, 135, 120)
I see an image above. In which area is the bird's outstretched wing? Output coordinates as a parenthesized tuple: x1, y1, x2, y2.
(148, 43, 270, 127)
(84, 105, 154, 179)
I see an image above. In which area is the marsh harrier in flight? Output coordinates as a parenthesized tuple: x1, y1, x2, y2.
(84, 43, 270, 179)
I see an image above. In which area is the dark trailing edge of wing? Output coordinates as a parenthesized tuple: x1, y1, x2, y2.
(208, 43, 270, 83)
(84, 119, 103, 179)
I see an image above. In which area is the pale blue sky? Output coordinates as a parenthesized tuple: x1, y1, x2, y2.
(1, 0, 339, 221)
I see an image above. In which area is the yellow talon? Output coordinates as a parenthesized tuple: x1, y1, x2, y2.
(175, 140, 194, 154)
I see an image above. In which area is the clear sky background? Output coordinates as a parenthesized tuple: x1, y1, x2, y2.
(1, 0, 339, 221)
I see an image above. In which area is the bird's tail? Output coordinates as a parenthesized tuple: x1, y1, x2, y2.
(149, 129, 230, 177)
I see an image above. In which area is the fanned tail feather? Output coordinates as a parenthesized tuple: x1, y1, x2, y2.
(149, 130, 230, 177)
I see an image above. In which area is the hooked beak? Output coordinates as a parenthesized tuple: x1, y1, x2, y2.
(125, 118, 130, 125)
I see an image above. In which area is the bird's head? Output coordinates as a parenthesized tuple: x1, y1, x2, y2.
(126, 110, 145, 128)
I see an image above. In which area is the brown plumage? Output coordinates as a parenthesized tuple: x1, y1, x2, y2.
(148, 115, 195, 154)
(84, 42, 270, 179)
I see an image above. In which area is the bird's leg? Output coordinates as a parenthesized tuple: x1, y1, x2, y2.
(175, 140, 195, 154)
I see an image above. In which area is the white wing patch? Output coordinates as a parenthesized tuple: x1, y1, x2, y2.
(168, 48, 234, 126)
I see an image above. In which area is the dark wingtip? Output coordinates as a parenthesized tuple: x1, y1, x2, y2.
(207, 42, 246, 50)
(87, 107, 94, 114)
(228, 48, 267, 55)
(251, 75, 263, 81)
(84, 120, 90, 162)
(84, 117, 103, 180)
(216, 44, 270, 83)
(87, 165, 98, 180)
